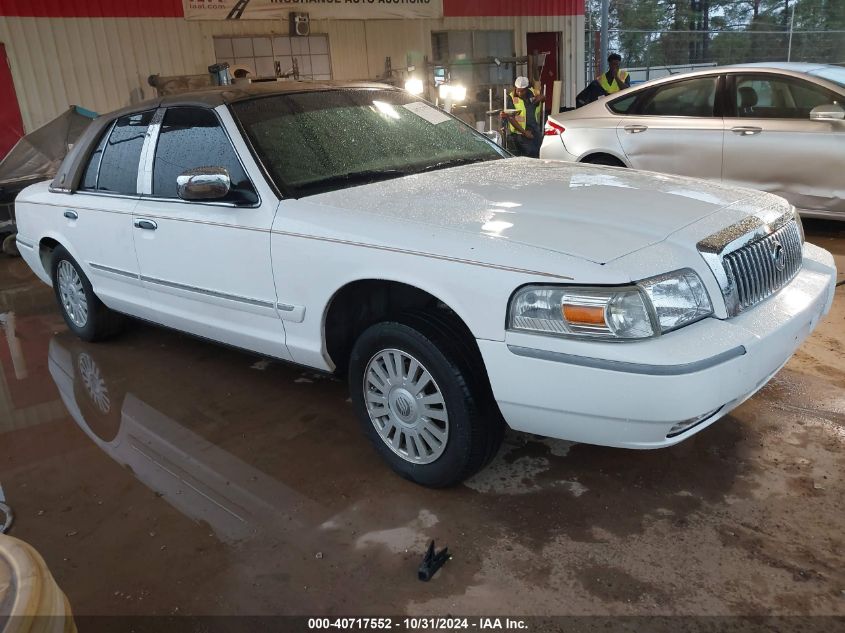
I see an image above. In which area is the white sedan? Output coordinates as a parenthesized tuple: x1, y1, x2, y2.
(15, 83, 837, 487)
(541, 63, 845, 220)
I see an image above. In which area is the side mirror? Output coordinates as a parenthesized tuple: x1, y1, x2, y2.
(810, 103, 845, 121)
(177, 167, 231, 201)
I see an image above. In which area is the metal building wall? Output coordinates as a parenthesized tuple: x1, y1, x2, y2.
(0, 14, 583, 133)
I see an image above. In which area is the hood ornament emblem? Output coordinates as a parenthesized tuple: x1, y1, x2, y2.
(771, 240, 786, 272)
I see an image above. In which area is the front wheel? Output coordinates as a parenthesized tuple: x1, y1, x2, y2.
(348, 315, 504, 487)
(51, 246, 124, 341)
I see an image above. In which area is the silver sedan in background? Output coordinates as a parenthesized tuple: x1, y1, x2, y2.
(541, 63, 845, 220)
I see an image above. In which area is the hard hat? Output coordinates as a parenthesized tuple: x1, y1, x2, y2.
(514, 76, 530, 89)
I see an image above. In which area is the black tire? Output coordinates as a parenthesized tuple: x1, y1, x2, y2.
(348, 312, 505, 488)
(582, 154, 626, 167)
(51, 246, 125, 341)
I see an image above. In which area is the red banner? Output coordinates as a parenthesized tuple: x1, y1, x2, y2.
(444, 0, 583, 16)
(0, 0, 183, 17)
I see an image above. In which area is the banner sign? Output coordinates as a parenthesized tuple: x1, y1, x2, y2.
(183, 0, 443, 20)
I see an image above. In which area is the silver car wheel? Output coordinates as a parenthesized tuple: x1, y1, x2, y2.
(363, 348, 449, 465)
(57, 260, 88, 328)
(78, 352, 110, 414)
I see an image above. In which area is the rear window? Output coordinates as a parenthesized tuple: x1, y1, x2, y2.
(81, 111, 154, 196)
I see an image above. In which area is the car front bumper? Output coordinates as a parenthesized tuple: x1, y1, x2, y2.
(478, 242, 837, 449)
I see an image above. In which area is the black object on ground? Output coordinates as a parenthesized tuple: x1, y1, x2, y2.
(418, 540, 450, 582)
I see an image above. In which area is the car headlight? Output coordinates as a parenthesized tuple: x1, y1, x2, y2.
(508, 269, 713, 341)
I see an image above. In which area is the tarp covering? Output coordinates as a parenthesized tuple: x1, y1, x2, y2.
(0, 106, 96, 191)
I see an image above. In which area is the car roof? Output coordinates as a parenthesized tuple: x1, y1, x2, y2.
(51, 81, 394, 193)
(729, 62, 834, 72)
(130, 80, 394, 112)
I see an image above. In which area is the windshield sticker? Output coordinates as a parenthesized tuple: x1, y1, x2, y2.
(402, 102, 451, 125)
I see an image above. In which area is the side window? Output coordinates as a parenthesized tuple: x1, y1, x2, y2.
(81, 127, 109, 190)
(81, 111, 154, 195)
(607, 93, 638, 115)
(152, 107, 257, 205)
(735, 75, 839, 119)
(641, 77, 717, 117)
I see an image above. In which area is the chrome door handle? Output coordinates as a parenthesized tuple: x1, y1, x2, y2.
(63, 210, 78, 220)
(134, 219, 158, 231)
(624, 125, 648, 133)
(731, 126, 763, 136)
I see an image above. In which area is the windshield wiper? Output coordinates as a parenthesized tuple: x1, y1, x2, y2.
(299, 169, 409, 194)
(414, 157, 494, 174)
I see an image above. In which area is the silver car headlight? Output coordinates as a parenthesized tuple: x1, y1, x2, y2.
(508, 269, 713, 341)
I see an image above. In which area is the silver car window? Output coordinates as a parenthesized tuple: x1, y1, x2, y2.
(640, 77, 717, 117)
(735, 75, 840, 119)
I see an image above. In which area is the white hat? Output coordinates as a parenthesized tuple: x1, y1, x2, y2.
(514, 76, 530, 89)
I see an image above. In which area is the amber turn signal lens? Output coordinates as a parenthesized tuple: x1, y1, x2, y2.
(562, 304, 606, 326)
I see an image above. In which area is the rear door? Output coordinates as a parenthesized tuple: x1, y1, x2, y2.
(65, 111, 152, 318)
(615, 74, 724, 180)
(132, 106, 290, 359)
(722, 72, 845, 215)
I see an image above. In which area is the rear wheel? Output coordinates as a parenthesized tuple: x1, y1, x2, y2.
(582, 154, 626, 167)
(51, 246, 124, 341)
(348, 313, 504, 487)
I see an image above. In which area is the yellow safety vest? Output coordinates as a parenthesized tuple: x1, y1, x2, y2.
(598, 70, 629, 94)
(509, 89, 542, 134)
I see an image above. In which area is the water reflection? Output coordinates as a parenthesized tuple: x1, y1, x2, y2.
(47, 334, 332, 544)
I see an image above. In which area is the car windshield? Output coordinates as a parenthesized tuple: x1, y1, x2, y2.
(232, 88, 507, 197)
(808, 67, 845, 89)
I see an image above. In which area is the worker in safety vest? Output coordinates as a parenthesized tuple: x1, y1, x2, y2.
(501, 76, 543, 158)
(597, 53, 630, 96)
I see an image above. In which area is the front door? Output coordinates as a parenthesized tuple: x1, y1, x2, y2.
(722, 72, 845, 215)
(0, 43, 24, 159)
(615, 74, 724, 181)
(132, 106, 290, 360)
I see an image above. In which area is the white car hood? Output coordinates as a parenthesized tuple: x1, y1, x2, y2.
(307, 157, 772, 264)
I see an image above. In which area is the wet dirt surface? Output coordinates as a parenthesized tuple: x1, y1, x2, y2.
(0, 220, 843, 617)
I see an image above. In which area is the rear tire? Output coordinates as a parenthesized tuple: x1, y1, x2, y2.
(51, 246, 125, 342)
(348, 312, 504, 488)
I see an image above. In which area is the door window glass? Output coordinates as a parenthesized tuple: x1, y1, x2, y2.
(152, 107, 257, 205)
(608, 92, 638, 114)
(735, 75, 839, 118)
(641, 77, 717, 117)
(81, 111, 153, 195)
(81, 126, 110, 190)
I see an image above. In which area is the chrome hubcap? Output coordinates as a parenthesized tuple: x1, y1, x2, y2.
(57, 260, 88, 328)
(78, 352, 110, 414)
(363, 349, 449, 465)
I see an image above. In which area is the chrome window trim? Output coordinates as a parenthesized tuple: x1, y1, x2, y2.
(507, 344, 746, 375)
(137, 108, 166, 195)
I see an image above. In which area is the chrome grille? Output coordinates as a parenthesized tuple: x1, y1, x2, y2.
(721, 220, 802, 314)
